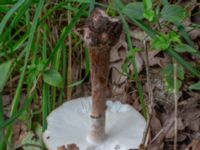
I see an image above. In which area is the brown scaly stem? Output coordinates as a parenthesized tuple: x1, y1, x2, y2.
(84, 8, 122, 143)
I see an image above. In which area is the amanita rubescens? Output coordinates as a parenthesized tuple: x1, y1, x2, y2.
(84, 8, 122, 143)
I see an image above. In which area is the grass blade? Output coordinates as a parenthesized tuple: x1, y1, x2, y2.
(0, 0, 24, 35)
(7, 0, 45, 143)
(45, 3, 88, 67)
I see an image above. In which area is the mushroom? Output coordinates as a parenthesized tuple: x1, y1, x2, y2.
(43, 8, 146, 150)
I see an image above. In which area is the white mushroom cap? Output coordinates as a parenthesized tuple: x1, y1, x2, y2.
(43, 97, 146, 150)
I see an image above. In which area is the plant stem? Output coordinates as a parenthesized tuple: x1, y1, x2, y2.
(173, 59, 178, 150)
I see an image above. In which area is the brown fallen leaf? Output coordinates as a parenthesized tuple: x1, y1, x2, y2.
(57, 144, 79, 150)
(57, 145, 67, 150)
(66, 144, 79, 150)
(185, 139, 200, 150)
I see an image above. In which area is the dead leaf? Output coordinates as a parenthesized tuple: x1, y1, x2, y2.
(57, 145, 66, 150)
(186, 139, 200, 150)
(66, 144, 79, 150)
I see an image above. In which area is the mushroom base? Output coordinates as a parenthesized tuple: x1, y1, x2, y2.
(43, 97, 146, 150)
(87, 115, 106, 144)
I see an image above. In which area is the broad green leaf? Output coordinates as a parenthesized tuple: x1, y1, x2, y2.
(122, 2, 144, 20)
(189, 81, 200, 90)
(0, 60, 13, 92)
(43, 69, 63, 88)
(174, 44, 197, 53)
(113, 0, 124, 10)
(161, 5, 187, 24)
(151, 35, 169, 50)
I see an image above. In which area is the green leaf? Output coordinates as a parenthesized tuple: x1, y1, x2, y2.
(174, 44, 197, 53)
(168, 31, 181, 43)
(161, 5, 187, 24)
(151, 34, 169, 50)
(143, 9, 155, 21)
(189, 81, 200, 90)
(122, 2, 144, 20)
(43, 69, 63, 88)
(143, 0, 155, 21)
(0, 60, 13, 92)
(143, 0, 152, 10)
(89, 0, 95, 13)
(113, 0, 124, 10)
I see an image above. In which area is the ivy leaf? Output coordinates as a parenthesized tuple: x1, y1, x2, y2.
(0, 60, 13, 92)
(43, 69, 63, 88)
(174, 44, 197, 53)
(189, 81, 200, 90)
(161, 5, 187, 24)
(122, 2, 144, 20)
(151, 34, 169, 50)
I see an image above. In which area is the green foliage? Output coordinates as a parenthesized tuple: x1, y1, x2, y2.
(0, 0, 24, 35)
(122, 2, 144, 20)
(0, 60, 13, 92)
(143, 0, 155, 21)
(122, 48, 141, 75)
(151, 31, 181, 51)
(43, 69, 64, 88)
(151, 34, 170, 50)
(161, 5, 187, 24)
(168, 31, 181, 43)
(189, 81, 200, 90)
(174, 44, 197, 53)
(162, 64, 184, 92)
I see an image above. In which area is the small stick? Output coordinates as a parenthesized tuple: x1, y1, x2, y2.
(67, 4, 73, 100)
(140, 39, 154, 147)
(173, 59, 178, 150)
(84, 8, 122, 143)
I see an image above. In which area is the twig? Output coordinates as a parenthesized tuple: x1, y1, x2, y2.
(140, 39, 154, 147)
(173, 59, 178, 150)
(67, 3, 72, 100)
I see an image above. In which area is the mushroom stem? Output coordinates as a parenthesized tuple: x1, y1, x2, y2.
(88, 47, 110, 143)
(84, 8, 122, 143)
